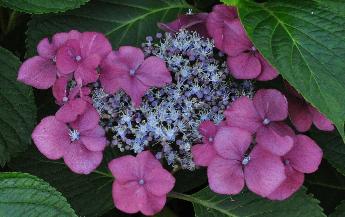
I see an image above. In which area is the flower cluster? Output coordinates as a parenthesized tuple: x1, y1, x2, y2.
(92, 29, 253, 170)
(192, 89, 324, 200)
(16, 3, 335, 216)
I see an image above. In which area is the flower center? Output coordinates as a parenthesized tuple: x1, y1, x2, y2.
(69, 129, 80, 142)
(52, 56, 57, 63)
(138, 179, 145, 185)
(251, 46, 257, 52)
(242, 156, 251, 165)
(62, 96, 69, 102)
(75, 55, 82, 62)
(208, 137, 214, 142)
(284, 159, 290, 165)
(129, 69, 136, 76)
(262, 118, 270, 125)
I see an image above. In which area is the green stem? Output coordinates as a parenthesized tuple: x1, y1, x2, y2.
(168, 191, 194, 203)
(93, 170, 114, 179)
(5, 10, 17, 34)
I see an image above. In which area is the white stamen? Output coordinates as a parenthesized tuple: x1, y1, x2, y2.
(284, 159, 290, 165)
(251, 46, 257, 52)
(242, 156, 251, 165)
(75, 55, 82, 62)
(138, 179, 145, 185)
(263, 118, 270, 125)
(69, 129, 80, 142)
(129, 69, 136, 76)
(62, 97, 69, 102)
(52, 56, 56, 63)
(208, 137, 213, 142)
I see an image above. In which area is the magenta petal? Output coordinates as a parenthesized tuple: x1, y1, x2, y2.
(55, 98, 87, 123)
(245, 146, 286, 197)
(108, 156, 139, 184)
(267, 166, 304, 200)
(213, 127, 252, 160)
(52, 76, 69, 103)
(136, 56, 172, 87)
(56, 40, 80, 75)
(37, 38, 56, 59)
(122, 77, 150, 107)
(139, 192, 166, 216)
(31, 116, 69, 160)
(80, 32, 112, 59)
(224, 96, 261, 133)
(256, 54, 279, 81)
(52, 30, 81, 48)
(191, 143, 217, 167)
(207, 156, 244, 195)
(80, 125, 107, 152)
(72, 104, 100, 132)
(17, 56, 57, 89)
(137, 151, 163, 171)
(285, 135, 322, 173)
(63, 141, 102, 174)
(113, 181, 141, 214)
(223, 19, 252, 56)
(227, 53, 261, 80)
(144, 168, 175, 196)
(309, 106, 335, 131)
(199, 121, 218, 142)
(256, 122, 294, 156)
(253, 89, 288, 121)
(115, 46, 144, 71)
(74, 55, 101, 85)
(288, 97, 312, 132)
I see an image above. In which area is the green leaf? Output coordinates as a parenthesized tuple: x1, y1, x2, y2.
(330, 200, 345, 217)
(0, 172, 77, 217)
(235, 0, 345, 140)
(310, 130, 345, 175)
(0, 47, 36, 166)
(26, 0, 191, 57)
(169, 187, 325, 217)
(0, 0, 90, 14)
(9, 147, 114, 217)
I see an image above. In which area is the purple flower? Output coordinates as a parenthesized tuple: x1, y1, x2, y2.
(32, 104, 106, 174)
(108, 151, 175, 215)
(17, 30, 81, 89)
(100, 46, 172, 107)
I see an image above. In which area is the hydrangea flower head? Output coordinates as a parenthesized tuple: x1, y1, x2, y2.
(207, 126, 286, 197)
(32, 104, 106, 174)
(225, 89, 294, 156)
(158, 12, 209, 37)
(268, 135, 322, 200)
(17, 30, 81, 89)
(285, 83, 334, 132)
(56, 32, 112, 85)
(108, 151, 175, 215)
(100, 46, 172, 107)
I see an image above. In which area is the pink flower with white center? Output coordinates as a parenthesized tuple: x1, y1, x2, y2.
(207, 126, 286, 197)
(158, 13, 209, 38)
(285, 83, 334, 132)
(225, 89, 294, 156)
(32, 104, 106, 174)
(17, 30, 81, 89)
(56, 32, 112, 85)
(192, 121, 224, 166)
(108, 151, 175, 216)
(52, 76, 92, 123)
(100, 46, 172, 107)
(268, 135, 323, 200)
(206, 5, 278, 81)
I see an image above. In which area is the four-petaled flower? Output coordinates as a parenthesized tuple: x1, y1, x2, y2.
(225, 89, 294, 156)
(108, 151, 175, 215)
(268, 135, 322, 200)
(32, 104, 106, 174)
(100, 46, 172, 107)
(207, 126, 286, 197)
